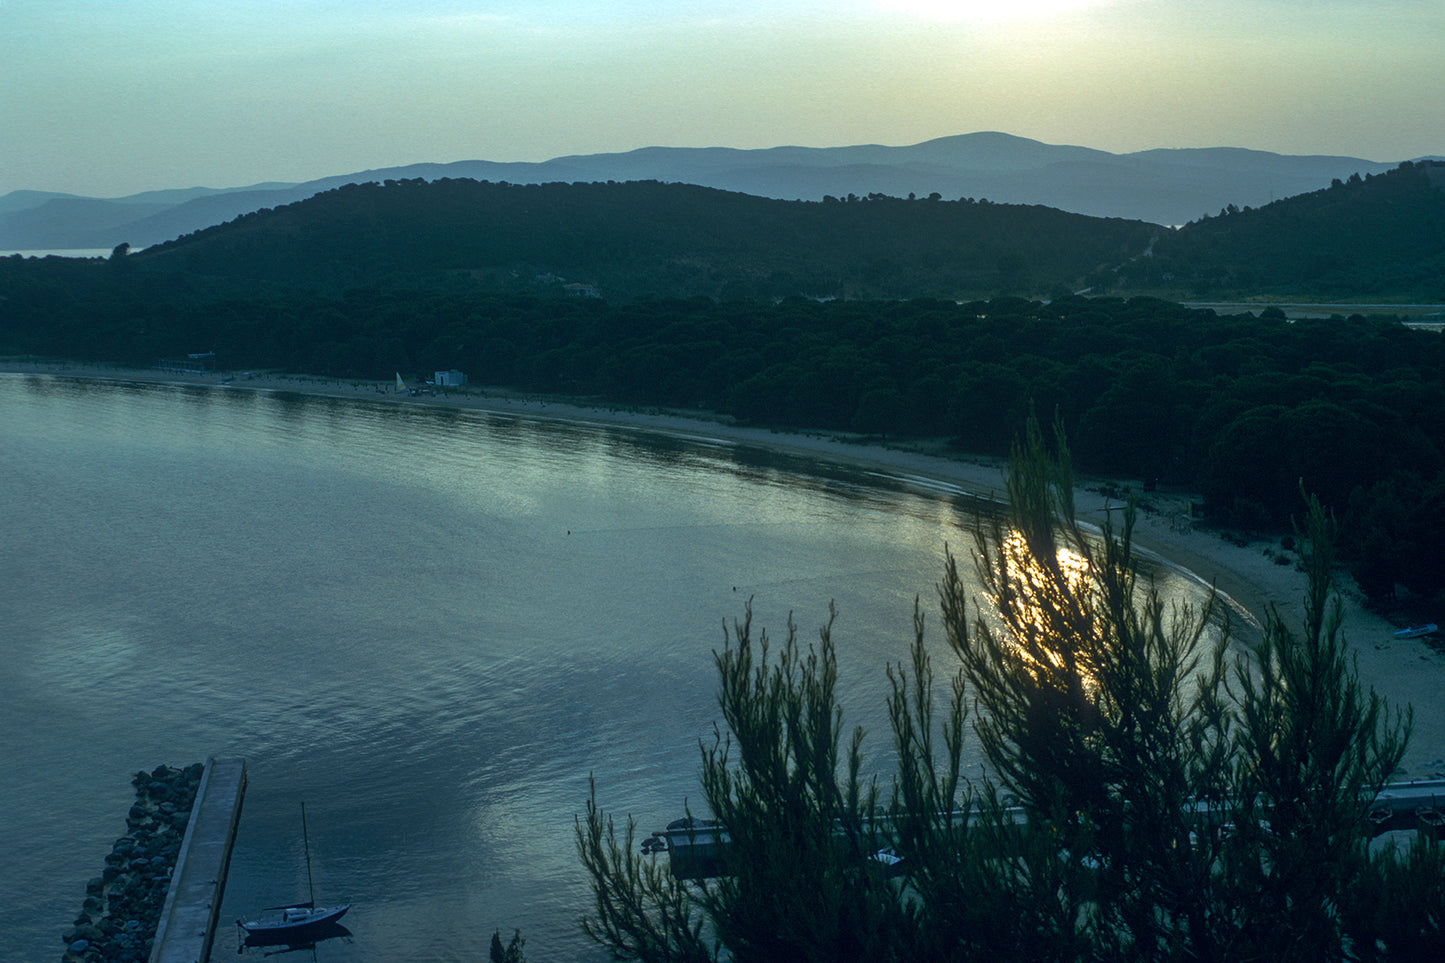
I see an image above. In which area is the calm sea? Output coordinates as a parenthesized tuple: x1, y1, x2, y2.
(0, 374, 1203, 961)
(0, 249, 115, 259)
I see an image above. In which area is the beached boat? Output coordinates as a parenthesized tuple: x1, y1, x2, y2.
(237, 803, 350, 943)
(1394, 623, 1438, 639)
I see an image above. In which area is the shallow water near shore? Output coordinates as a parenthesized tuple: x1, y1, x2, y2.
(0, 373, 1209, 961)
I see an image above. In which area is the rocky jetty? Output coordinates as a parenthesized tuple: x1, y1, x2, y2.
(61, 764, 204, 963)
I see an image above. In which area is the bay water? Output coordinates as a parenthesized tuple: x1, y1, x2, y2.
(0, 373, 1203, 961)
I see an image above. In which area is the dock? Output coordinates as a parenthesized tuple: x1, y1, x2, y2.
(149, 757, 247, 963)
(652, 778, 1445, 880)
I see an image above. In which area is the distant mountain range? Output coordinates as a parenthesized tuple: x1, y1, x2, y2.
(1, 132, 1424, 251)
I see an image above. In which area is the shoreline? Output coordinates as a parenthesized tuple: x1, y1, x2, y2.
(8, 359, 1443, 771)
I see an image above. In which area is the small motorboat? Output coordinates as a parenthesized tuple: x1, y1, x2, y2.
(871, 847, 905, 877)
(1394, 624, 1438, 639)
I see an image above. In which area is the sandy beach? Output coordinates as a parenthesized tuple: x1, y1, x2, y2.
(8, 359, 1443, 772)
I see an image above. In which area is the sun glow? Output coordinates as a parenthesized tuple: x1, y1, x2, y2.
(872, 0, 1106, 23)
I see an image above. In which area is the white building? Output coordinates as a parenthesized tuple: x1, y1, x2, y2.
(435, 369, 467, 387)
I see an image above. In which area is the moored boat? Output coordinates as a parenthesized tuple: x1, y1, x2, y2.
(237, 802, 349, 945)
(238, 902, 350, 938)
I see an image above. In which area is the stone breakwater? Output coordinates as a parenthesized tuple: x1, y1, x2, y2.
(61, 764, 204, 963)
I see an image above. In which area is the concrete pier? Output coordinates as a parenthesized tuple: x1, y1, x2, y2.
(653, 778, 1445, 880)
(148, 757, 247, 963)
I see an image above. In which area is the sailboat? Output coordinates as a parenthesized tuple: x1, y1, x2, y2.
(237, 803, 351, 942)
(395, 372, 406, 392)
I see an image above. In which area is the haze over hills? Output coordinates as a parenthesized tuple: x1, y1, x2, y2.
(0, 132, 1411, 251)
(7, 158, 1436, 303)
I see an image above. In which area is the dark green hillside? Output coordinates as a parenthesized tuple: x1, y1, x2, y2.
(1143, 161, 1445, 299)
(133, 178, 1157, 300)
(32, 168, 1445, 303)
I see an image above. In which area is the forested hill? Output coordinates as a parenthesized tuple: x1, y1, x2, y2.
(1148, 160, 1445, 300)
(131, 178, 1157, 301)
(55, 160, 1445, 302)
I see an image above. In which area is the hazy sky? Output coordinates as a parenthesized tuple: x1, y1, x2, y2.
(3, 0, 1441, 197)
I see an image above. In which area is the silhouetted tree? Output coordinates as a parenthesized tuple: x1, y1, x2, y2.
(579, 414, 1422, 962)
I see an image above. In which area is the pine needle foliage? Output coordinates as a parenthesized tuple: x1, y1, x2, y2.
(577, 775, 717, 963)
(1219, 492, 1413, 960)
(942, 410, 1232, 959)
(488, 928, 526, 963)
(698, 604, 913, 963)
(579, 411, 1432, 963)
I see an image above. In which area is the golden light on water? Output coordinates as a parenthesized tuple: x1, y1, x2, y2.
(998, 528, 1092, 597)
(991, 528, 1098, 686)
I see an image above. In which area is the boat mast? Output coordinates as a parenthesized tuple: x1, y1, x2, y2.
(301, 801, 316, 907)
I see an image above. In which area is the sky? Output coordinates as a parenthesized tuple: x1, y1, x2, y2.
(2, 0, 1442, 198)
